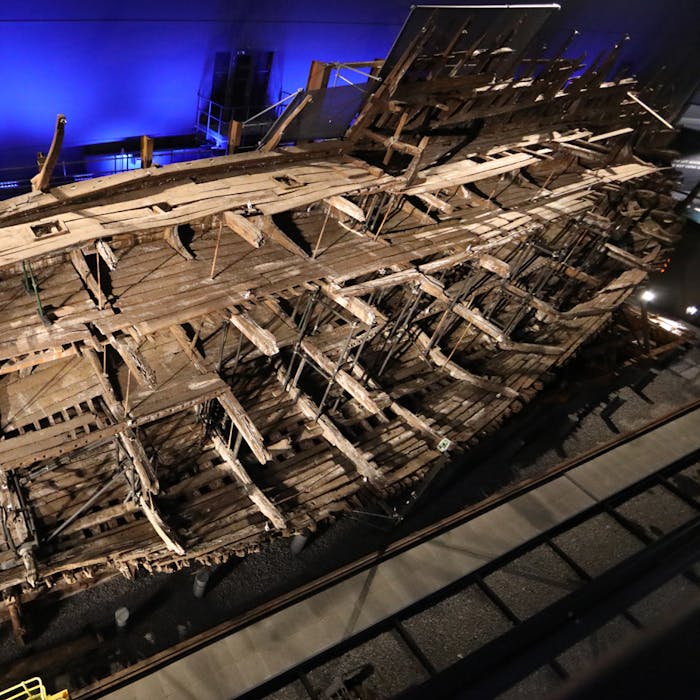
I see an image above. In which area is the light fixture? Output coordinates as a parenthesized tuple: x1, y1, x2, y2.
(641, 290, 656, 302)
(686, 305, 698, 316)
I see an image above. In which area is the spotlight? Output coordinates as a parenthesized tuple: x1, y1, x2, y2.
(686, 305, 698, 316)
(641, 290, 656, 302)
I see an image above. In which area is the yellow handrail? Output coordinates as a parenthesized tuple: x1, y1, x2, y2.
(0, 678, 69, 700)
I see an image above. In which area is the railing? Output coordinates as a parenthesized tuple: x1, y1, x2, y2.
(0, 146, 221, 199)
(194, 92, 297, 149)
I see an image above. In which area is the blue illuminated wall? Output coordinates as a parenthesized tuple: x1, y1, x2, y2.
(0, 0, 237, 167)
(2, 0, 698, 170)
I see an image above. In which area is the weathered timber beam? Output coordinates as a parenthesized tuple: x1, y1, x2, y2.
(223, 211, 265, 248)
(169, 324, 270, 464)
(31, 114, 66, 192)
(96, 240, 118, 270)
(266, 299, 385, 414)
(261, 216, 309, 259)
(0, 473, 37, 587)
(0, 345, 78, 376)
(70, 249, 108, 307)
(218, 390, 272, 464)
(604, 243, 654, 271)
(163, 225, 195, 261)
(80, 346, 160, 494)
(300, 337, 385, 414)
(362, 128, 423, 157)
(228, 309, 279, 356)
(414, 329, 518, 398)
(109, 334, 157, 389)
(416, 192, 454, 214)
(325, 195, 366, 222)
(418, 275, 507, 344)
(499, 340, 563, 355)
(169, 324, 209, 374)
(139, 495, 185, 555)
(340, 269, 420, 296)
(347, 361, 448, 448)
(319, 282, 381, 326)
(211, 434, 286, 530)
(276, 369, 385, 488)
(478, 254, 510, 278)
(502, 282, 616, 323)
(119, 431, 159, 495)
(260, 92, 313, 152)
(398, 198, 436, 225)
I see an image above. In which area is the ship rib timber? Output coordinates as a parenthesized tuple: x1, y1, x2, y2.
(0, 5, 689, 618)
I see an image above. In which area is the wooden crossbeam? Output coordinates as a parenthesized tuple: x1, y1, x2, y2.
(325, 195, 366, 222)
(229, 309, 279, 356)
(277, 369, 385, 488)
(414, 329, 518, 397)
(109, 334, 157, 389)
(169, 324, 270, 464)
(223, 211, 265, 248)
(320, 282, 380, 326)
(212, 434, 286, 530)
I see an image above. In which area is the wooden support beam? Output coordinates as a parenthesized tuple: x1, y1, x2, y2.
(305, 60, 333, 91)
(218, 390, 271, 465)
(212, 434, 286, 529)
(418, 275, 507, 344)
(139, 495, 185, 555)
(31, 113, 67, 192)
(119, 430, 159, 495)
(299, 337, 386, 414)
(261, 216, 309, 259)
(260, 93, 313, 152)
(96, 240, 118, 270)
(227, 120, 243, 155)
(339, 269, 420, 296)
(417, 192, 454, 214)
(163, 225, 195, 260)
(168, 324, 270, 465)
(347, 361, 447, 448)
(70, 249, 108, 308)
(229, 309, 279, 356)
(140, 136, 154, 169)
(414, 330, 518, 397)
(478, 254, 510, 278)
(320, 282, 381, 326)
(362, 128, 423, 157)
(0, 345, 78, 376)
(604, 242, 653, 271)
(325, 195, 366, 222)
(223, 211, 265, 248)
(277, 369, 385, 487)
(109, 334, 157, 389)
(266, 298, 384, 414)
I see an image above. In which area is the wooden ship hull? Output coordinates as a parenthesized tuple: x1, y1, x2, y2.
(0, 6, 687, 625)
